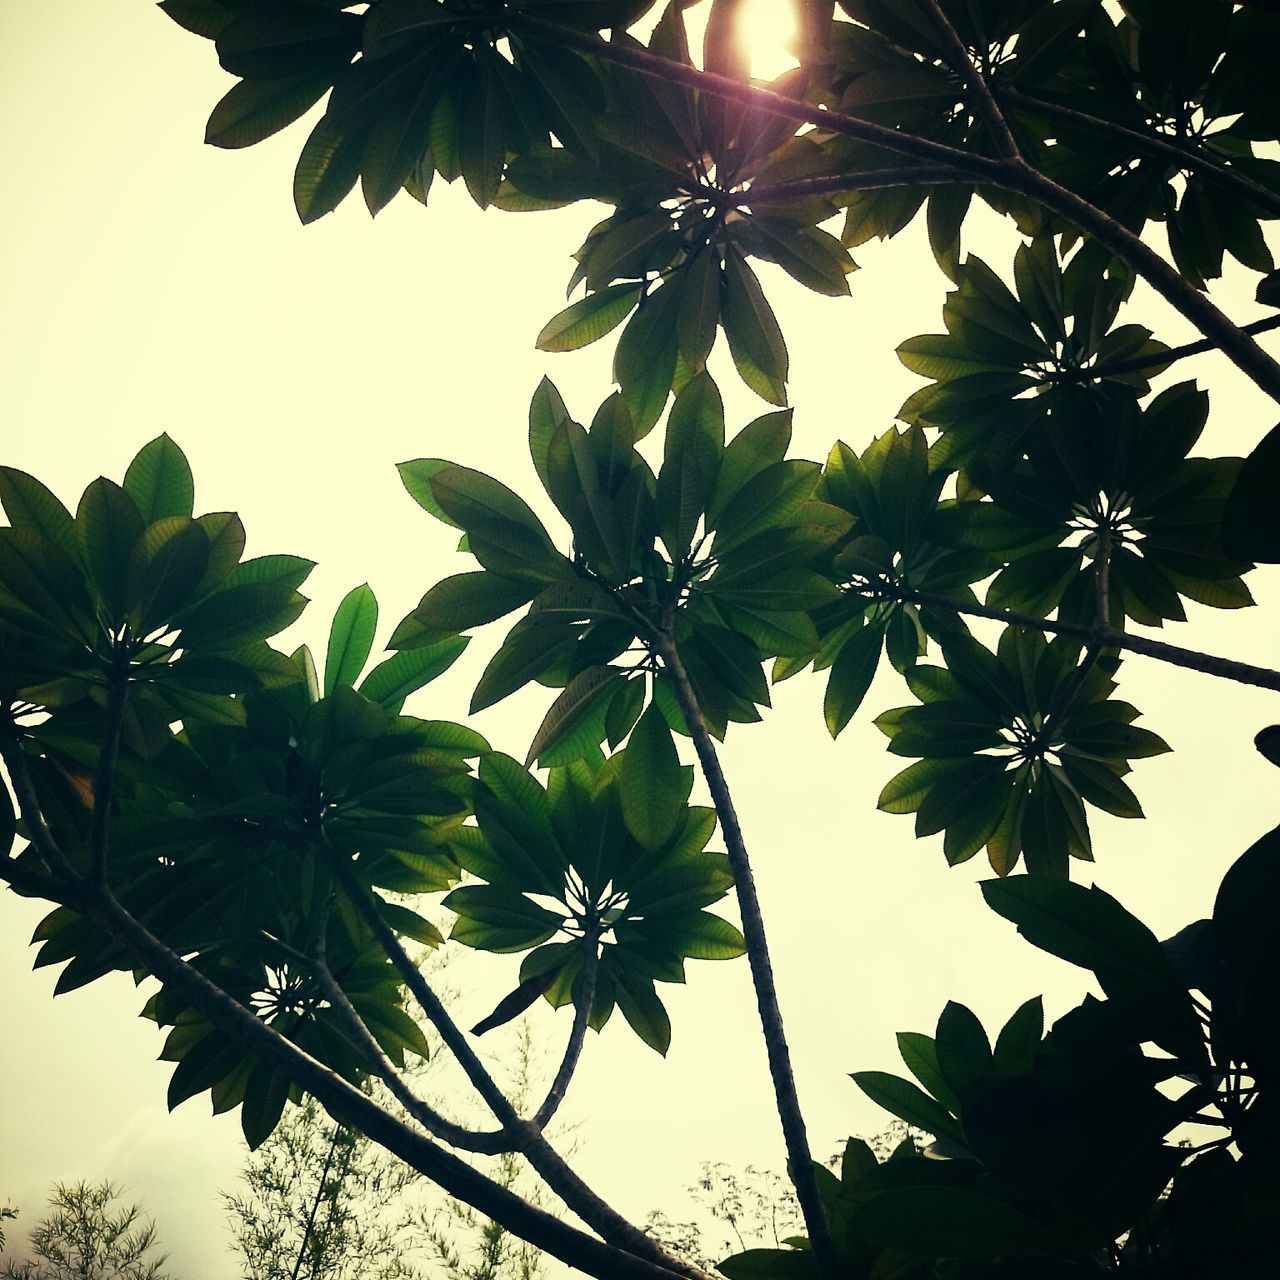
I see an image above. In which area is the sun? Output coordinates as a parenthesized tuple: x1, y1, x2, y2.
(738, 0, 800, 81)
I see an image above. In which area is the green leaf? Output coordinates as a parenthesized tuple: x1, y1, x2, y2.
(357, 637, 468, 711)
(293, 115, 365, 224)
(849, 1071, 965, 1143)
(77, 478, 145, 624)
(526, 665, 619, 766)
(537, 282, 643, 352)
(823, 622, 883, 738)
(896, 1031, 962, 1117)
(0, 470, 80, 563)
(444, 885, 564, 954)
(981, 876, 1183, 993)
(620, 704, 684, 850)
(850, 1186, 1046, 1258)
(611, 965, 672, 1055)
(471, 617, 579, 712)
(205, 72, 332, 149)
(325, 584, 379, 694)
(722, 249, 788, 405)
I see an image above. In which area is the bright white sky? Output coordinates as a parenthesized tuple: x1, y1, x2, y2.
(2, 3, 1278, 1277)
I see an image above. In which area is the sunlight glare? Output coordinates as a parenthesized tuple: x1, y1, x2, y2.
(739, 0, 800, 81)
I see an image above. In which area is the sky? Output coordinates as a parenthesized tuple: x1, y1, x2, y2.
(2, 3, 1278, 1277)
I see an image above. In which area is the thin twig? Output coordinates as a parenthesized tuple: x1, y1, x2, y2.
(1050, 314, 1280, 385)
(652, 631, 840, 1280)
(532, 932, 598, 1131)
(897, 586, 1280, 692)
(1000, 88, 1280, 220)
(920, 0, 1021, 160)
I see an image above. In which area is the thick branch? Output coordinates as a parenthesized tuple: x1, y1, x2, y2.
(532, 933, 598, 1132)
(1000, 88, 1280, 220)
(323, 847, 703, 1279)
(652, 632, 840, 1280)
(921, 0, 1021, 160)
(84, 886, 702, 1280)
(749, 164, 976, 203)
(1051, 314, 1280, 385)
(897, 587, 1280, 693)
(88, 669, 129, 887)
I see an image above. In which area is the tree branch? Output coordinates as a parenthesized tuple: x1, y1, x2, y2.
(88, 667, 129, 887)
(259, 927, 514, 1155)
(920, 0, 1021, 161)
(82, 885, 703, 1280)
(532, 932, 598, 1132)
(896, 587, 1280, 693)
(651, 631, 840, 1280)
(322, 846, 705, 1279)
(0, 713, 82, 884)
(1000, 88, 1280, 220)
(749, 164, 976, 204)
(1050, 314, 1280, 385)
(510, 13, 1280, 405)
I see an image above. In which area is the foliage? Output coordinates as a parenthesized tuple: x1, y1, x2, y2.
(0, 1183, 171, 1280)
(5, 3, 1280, 1280)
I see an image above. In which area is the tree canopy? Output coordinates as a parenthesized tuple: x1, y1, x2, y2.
(3, 2, 1279, 1277)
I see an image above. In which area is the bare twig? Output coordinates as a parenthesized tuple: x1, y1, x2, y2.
(749, 164, 976, 203)
(652, 631, 840, 1280)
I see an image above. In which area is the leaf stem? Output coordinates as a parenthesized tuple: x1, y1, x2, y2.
(651, 630, 840, 1280)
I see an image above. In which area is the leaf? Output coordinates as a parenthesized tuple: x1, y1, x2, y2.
(0, 468, 79, 563)
(849, 1071, 965, 1143)
(525, 665, 619, 766)
(981, 876, 1184, 994)
(470, 972, 556, 1036)
(294, 115, 365, 224)
(823, 622, 883, 738)
(358, 637, 469, 711)
(205, 72, 332, 148)
(470, 617, 579, 712)
(1222, 421, 1280, 562)
(721, 249, 788, 405)
(850, 1186, 1046, 1258)
(537, 282, 643, 352)
(324, 584, 379, 694)
(77, 478, 145, 624)
(620, 704, 684, 850)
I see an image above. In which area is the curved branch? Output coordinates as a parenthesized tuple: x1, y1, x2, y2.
(921, 0, 1021, 160)
(1001, 88, 1280, 220)
(651, 632, 840, 1280)
(895, 587, 1280, 692)
(323, 847, 706, 1280)
(259, 929, 514, 1155)
(84, 886, 705, 1280)
(532, 933, 598, 1132)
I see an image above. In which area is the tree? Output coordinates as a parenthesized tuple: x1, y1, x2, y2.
(0, 1183, 171, 1280)
(1, 1, 1278, 1277)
